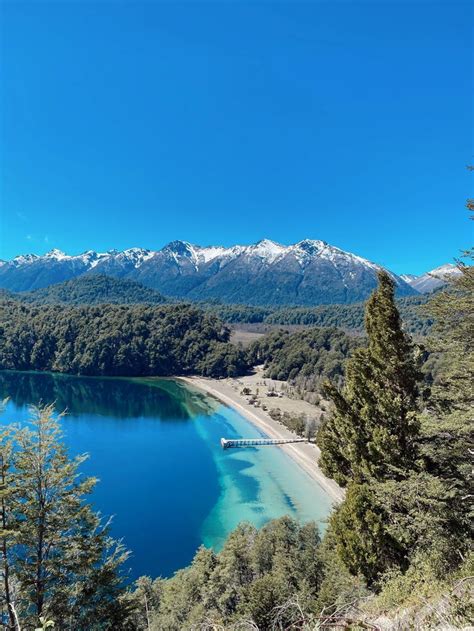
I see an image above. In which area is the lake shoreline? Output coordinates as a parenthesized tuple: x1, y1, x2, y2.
(179, 376, 344, 504)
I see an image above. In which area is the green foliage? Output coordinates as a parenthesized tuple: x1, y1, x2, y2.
(136, 517, 323, 630)
(318, 259, 473, 592)
(264, 293, 433, 335)
(248, 327, 357, 385)
(318, 272, 423, 487)
(328, 471, 468, 588)
(0, 405, 130, 629)
(329, 483, 405, 587)
(199, 294, 433, 335)
(368, 553, 474, 629)
(199, 302, 272, 324)
(20, 274, 168, 305)
(268, 408, 311, 438)
(0, 300, 250, 378)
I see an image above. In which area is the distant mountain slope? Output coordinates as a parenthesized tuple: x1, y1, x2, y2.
(0, 239, 418, 305)
(20, 275, 167, 305)
(402, 264, 462, 293)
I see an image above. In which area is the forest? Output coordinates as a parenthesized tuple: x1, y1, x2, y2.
(3, 276, 433, 335)
(247, 327, 358, 383)
(19, 275, 168, 305)
(0, 301, 249, 378)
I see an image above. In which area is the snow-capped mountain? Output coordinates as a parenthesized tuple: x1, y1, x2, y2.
(0, 239, 418, 305)
(401, 263, 461, 294)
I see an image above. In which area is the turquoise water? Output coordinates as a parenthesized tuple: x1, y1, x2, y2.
(0, 371, 333, 579)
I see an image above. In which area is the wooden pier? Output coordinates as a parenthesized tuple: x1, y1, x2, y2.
(220, 437, 307, 450)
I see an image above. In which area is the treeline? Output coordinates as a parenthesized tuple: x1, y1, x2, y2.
(201, 294, 433, 335)
(0, 301, 249, 378)
(125, 517, 338, 630)
(198, 301, 273, 324)
(314, 268, 473, 609)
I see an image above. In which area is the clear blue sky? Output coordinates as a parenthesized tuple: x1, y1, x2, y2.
(1, 1, 472, 274)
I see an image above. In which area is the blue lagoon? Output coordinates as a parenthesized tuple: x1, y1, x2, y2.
(0, 371, 333, 579)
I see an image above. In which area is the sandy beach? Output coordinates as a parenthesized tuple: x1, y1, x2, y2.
(180, 374, 344, 504)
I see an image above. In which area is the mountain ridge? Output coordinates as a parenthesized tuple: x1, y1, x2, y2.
(401, 263, 462, 293)
(0, 238, 420, 305)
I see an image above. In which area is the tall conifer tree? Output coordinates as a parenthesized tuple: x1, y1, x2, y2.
(318, 271, 422, 486)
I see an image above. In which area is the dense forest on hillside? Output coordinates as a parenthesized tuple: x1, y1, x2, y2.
(248, 327, 357, 384)
(3, 276, 433, 334)
(0, 301, 249, 378)
(17, 275, 168, 305)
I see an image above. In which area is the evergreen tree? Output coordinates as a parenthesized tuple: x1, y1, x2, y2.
(418, 258, 474, 539)
(0, 424, 20, 631)
(318, 271, 422, 486)
(328, 482, 406, 587)
(2, 405, 130, 629)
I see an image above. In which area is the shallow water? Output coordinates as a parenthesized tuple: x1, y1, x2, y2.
(0, 370, 333, 579)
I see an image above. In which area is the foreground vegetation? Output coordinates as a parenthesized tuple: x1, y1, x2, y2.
(0, 406, 130, 629)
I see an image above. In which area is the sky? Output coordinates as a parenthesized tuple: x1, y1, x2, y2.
(0, 1, 472, 275)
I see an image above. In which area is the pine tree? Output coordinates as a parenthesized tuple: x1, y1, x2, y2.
(318, 271, 422, 486)
(3, 405, 131, 629)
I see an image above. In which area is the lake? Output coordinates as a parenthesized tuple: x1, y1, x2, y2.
(0, 370, 333, 580)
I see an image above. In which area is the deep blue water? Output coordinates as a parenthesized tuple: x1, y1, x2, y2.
(0, 371, 333, 579)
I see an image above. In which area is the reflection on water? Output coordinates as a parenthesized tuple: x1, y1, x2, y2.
(0, 370, 213, 420)
(0, 371, 333, 579)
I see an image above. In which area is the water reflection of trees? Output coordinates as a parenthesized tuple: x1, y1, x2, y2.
(0, 371, 211, 420)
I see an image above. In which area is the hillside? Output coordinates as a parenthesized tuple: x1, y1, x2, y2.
(0, 300, 248, 377)
(19, 275, 167, 305)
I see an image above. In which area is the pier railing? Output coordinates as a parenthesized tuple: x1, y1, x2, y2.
(220, 437, 307, 450)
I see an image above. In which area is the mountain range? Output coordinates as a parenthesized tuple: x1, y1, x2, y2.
(0, 239, 458, 306)
(401, 263, 461, 294)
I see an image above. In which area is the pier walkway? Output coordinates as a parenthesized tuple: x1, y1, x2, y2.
(220, 437, 308, 450)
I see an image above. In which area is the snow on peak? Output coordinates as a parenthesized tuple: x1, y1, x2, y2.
(428, 263, 460, 277)
(162, 240, 195, 257)
(12, 253, 39, 265)
(196, 245, 243, 263)
(45, 248, 68, 260)
(117, 248, 154, 267)
(294, 239, 327, 252)
(246, 239, 286, 262)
